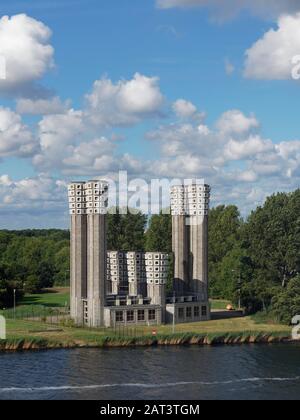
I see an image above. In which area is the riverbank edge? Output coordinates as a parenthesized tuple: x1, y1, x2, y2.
(0, 331, 295, 352)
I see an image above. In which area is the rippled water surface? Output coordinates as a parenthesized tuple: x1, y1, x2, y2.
(0, 344, 300, 400)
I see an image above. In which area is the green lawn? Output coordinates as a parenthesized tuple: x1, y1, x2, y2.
(18, 288, 228, 312)
(210, 299, 232, 310)
(20, 288, 70, 308)
(0, 288, 70, 320)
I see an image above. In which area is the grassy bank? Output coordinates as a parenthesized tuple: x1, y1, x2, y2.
(0, 332, 290, 352)
(0, 289, 294, 352)
(0, 316, 292, 352)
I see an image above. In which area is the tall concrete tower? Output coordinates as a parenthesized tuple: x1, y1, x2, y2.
(68, 180, 108, 327)
(170, 184, 210, 299)
(85, 181, 108, 328)
(186, 184, 210, 300)
(170, 186, 190, 295)
(68, 182, 87, 325)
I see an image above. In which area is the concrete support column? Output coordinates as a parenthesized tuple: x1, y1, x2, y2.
(111, 281, 119, 295)
(87, 214, 107, 328)
(128, 281, 147, 297)
(172, 215, 189, 295)
(147, 283, 166, 323)
(189, 215, 209, 300)
(70, 215, 87, 326)
(147, 283, 166, 307)
(129, 281, 138, 297)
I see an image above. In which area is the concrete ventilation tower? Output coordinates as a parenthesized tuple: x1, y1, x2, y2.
(170, 185, 190, 295)
(186, 184, 210, 300)
(170, 184, 210, 299)
(68, 180, 108, 327)
(68, 182, 87, 325)
(85, 181, 108, 328)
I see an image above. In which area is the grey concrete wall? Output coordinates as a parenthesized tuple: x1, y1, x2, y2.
(172, 215, 189, 296)
(189, 215, 209, 300)
(70, 215, 87, 326)
(105, 305, 162, 327)
(147, 283, 166, 322)
(129, 281, 147, 297)
(87, 214, 107, 328)
(111, 281, 119, 295)
(165, 302, 210, 324)
(147, 284, 166, 306)
(129, 281, 138, 297)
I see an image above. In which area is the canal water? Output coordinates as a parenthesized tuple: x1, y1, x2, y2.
(0, 344, 299, 400)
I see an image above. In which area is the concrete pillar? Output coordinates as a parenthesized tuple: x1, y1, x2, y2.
(147, 285, 165, 323)
(87, 214, 107, 328)
(172, 215, 189, 295)
(111, 281, 119, 295)
(189, 215, 209, 300)
(128, 281, 138, 297)
(128, 279, 146, 297)
(147, 283, 166, 307)
(70, 215, 87, 325)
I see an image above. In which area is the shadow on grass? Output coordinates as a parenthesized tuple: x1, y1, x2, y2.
(21, 296, 64, 308)
(20, 290, 69, 308)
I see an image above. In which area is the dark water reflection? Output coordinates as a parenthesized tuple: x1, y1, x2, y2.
(0, 344, 299, 400)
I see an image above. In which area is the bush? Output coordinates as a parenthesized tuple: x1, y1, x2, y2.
(271, 276, 300, 324)
(0, 281, 24, 309)
(25, 275, 42, 294)
(59, 318, 75, 328)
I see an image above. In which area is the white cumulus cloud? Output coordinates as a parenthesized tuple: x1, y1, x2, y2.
(224, 135, 274, 160)
(173, 99, 197, 118)
(216, 110, 259, 134)
(172, 99, 206, 122)
(0, 14, 54, 94)
(16, 97, 70, 115)
(85, 73, 164, 127)
(0, 106, 37, 157)
(0, 174, 68, 228)
(146, 107, 300, 204)
(244, 13, 300, 80)
(156, 0, 300, 20)
(33, 109, 83, 169)
(62, 138, 116, 171)
(62, 138, 145, 177)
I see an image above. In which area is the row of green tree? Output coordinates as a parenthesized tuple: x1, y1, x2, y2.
(0, 189, 299, 323)
(0, 230, 70, 308)
(208, 189, 300, 324)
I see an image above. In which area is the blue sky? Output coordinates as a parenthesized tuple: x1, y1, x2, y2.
(0, 0, 300, 228)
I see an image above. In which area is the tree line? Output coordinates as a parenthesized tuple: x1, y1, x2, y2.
(209, 189, 300, 324)
(0, 189, 299, 324)
(0, 230, 70, 308)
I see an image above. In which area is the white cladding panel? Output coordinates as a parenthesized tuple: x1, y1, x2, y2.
(68, 180, 109, 214)
(170, 184, 210, 216)
(106, 251, 169, 286)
